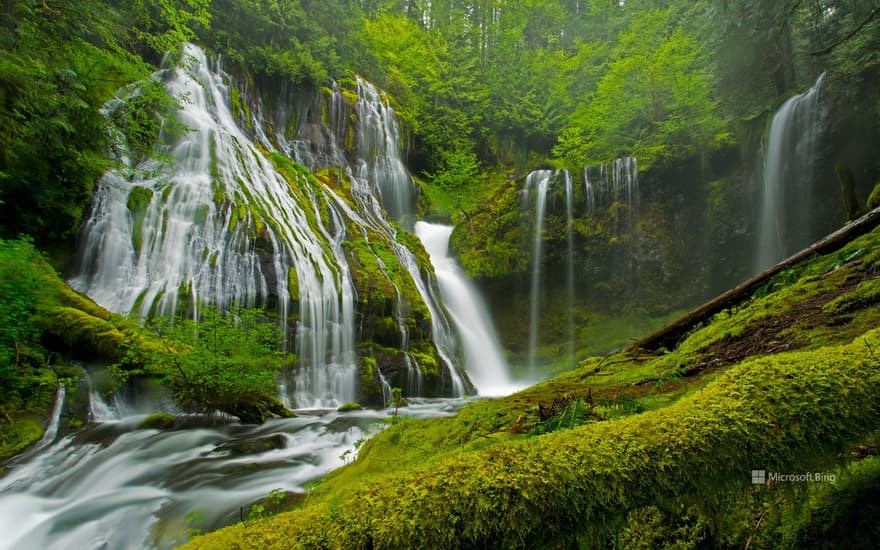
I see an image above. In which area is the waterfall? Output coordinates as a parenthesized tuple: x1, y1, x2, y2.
(354, 78, 416, 224)
(297, 77, 467, 396)
(70, 44, 358, 409)
(70, 44, 469, 407)
(415, 222, 517, 396)
(32, 384, 65, 452)
(525, 170, 553, 372)
(754, 72, 827, 272)
(583, 166, 595, 214)
(564, 172, 575, 370)
(88, 385, 118, 423)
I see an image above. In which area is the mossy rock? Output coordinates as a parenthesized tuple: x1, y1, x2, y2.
(337, 402, 363, 412)
(137, 413, 177, 430)
(127, 186, 154, 254)
(868, 182, 880, 211)
(0, 417, 43, 462)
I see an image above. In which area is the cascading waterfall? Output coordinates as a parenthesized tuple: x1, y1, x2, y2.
(564, 172, 575, 369)
(69, 44, 359, 409)
(415, 222, 517, 396)
(287, 77, 467, 397)
(354, 78, 416, 224)
(522, 159, 639, 372)
(754, 72, 827, 272)
(524, 170, 553, 372)
(32, 385, 65, 452)
(583, 166, 596, 214)
(587, 157, 639, 215)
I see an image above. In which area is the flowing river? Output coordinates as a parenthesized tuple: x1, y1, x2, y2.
(0, 396, 468, 549)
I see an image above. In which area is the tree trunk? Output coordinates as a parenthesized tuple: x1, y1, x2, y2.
(629, 206, 880, 353)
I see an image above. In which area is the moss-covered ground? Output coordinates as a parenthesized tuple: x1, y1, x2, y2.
(183, 223, 880, 549)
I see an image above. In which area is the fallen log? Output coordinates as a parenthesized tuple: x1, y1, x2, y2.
(628, 206, 880, 353)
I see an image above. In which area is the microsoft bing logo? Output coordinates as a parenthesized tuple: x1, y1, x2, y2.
(750, 469, 836, 484)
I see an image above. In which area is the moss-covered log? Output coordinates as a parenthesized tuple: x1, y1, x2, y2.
(631, 206, 880, 352)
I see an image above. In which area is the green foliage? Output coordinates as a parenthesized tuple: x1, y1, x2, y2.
(554, 9, 727, 168)
(142, 305, 289, 422)
(129, 0, 211, 59)
(184, 510, 205, 538)
(204, 0, 363, 84)
(0, 417, 44, 462)
(449, 177, 528, 278)
(0, 237, 40, 393)
(248, 488, 288, 523)
(0, 0, 212, 250)
(108, 79, 189, 166)
(337, 402, 362, 412)
(424, 150, 481, 191)
(388, 387, 405, 416)
(529, 396, 594, 436)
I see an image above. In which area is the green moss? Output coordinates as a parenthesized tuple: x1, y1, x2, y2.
(341, 88, 358, 106)
(287, 268, 299, 300)
(138, 412, 176, 430)
(126, 186, 154, 254)
(449, 176, 529, 279)
(408, 350, 439, 377)
(337, 402, 363, 412)
(193, 204, 210, 225)
(0, 417, 43, 461)
(867, 182, 880, 210)
(824, 276, 880, 318)
(34, 306, 127, 360)
(360, 355, 377, 386)
(183, 330, 880, 549)
(781, 456, 880, 549)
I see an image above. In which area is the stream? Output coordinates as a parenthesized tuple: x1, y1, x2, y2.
(0, 396, 468, 549)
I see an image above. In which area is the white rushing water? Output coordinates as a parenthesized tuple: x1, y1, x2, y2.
(67, 44, 474, 406)
(69, 44, 359, 409)
(30, 385, 66, 453)
(754, 72, 827, 272)
(0, 394, 467, 550)
(415, 222, 519, 396)
(524, 170, 553, 373)
(563, 171, 575, 370)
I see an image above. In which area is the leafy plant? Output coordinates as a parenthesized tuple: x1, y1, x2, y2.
(184, 509, 204, 537)
(530, 394, 596, 435)
(142, 305, 289, 422)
